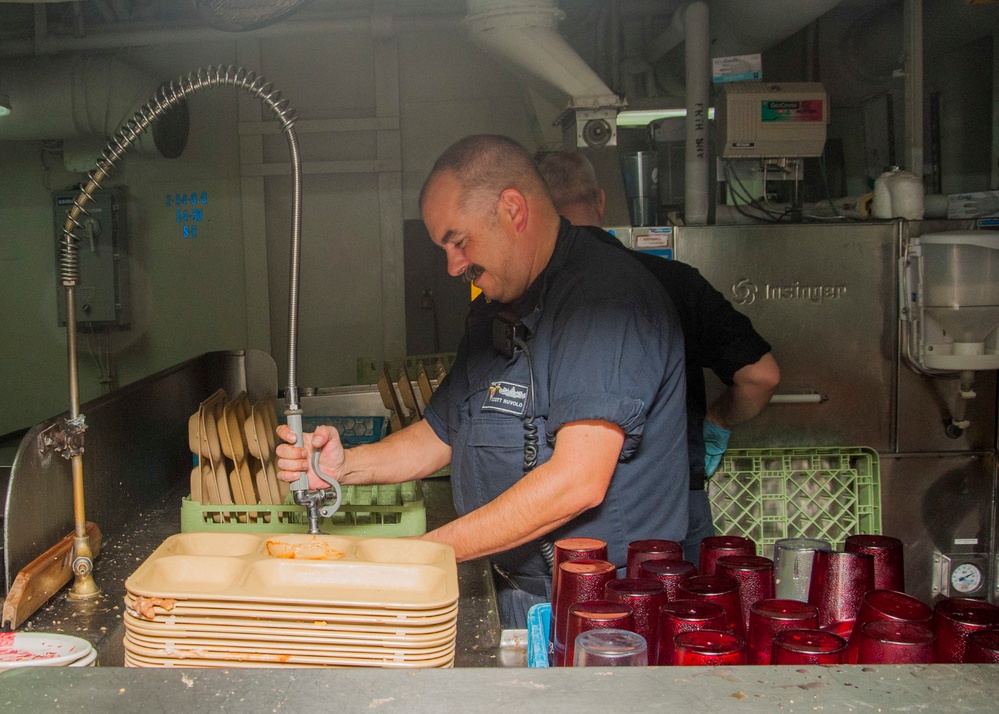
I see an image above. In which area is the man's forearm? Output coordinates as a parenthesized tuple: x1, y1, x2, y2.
(341, 419, 451, 486)
(707, 353, 780, 429)
(420, 420, 622, 562)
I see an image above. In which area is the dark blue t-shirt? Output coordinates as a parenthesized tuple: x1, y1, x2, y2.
(424, 220, 689, 577)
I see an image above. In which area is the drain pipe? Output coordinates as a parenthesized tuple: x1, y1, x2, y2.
(684, 1, 710, 225)
(464, 0, 620, 107)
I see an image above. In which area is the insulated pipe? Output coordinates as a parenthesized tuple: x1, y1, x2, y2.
(0, 55, 178, 156)
(647, 0, 841, 64)
(464, 0, 620, 106)
(0, 16, 375, 57)
(684, 1, 709, 226)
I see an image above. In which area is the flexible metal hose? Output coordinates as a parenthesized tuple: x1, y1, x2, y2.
(58, 65, 304, 410)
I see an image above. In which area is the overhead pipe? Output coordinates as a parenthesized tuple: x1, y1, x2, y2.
(0, 55, 187, 158)
(0, 16, 376, 57)
(684, 1, 710, 225)
(647, 0, 842, 65)
(464, 0, 621, 107)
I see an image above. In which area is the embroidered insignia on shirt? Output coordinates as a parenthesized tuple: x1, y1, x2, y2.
(482, 381, 529, 416)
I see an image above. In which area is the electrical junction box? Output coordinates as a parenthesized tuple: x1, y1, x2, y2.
(53, 187, 130, 328)
(716, 82, 829, 158)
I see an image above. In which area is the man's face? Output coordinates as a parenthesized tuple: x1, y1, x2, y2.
(422, 173, 529, 303)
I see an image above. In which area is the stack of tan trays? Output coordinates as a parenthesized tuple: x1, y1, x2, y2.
(122, 533, 458, 668)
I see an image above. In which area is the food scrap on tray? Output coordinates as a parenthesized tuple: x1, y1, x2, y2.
(266, 536, 345, 560)
(129, 596, 178, 620)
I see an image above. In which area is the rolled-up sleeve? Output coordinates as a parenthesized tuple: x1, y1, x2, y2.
(545, 298, 678, 459)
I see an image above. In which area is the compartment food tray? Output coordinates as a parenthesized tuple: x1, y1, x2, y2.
(708, 447, 881, 558)
(124, 533, 458, 610)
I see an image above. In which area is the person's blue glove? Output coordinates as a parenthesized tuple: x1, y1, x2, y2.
(703, 420, 732, 478)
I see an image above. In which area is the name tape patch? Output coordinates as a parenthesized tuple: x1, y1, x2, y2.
(482, 381, 529, 416)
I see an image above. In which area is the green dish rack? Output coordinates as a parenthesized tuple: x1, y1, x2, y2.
(181, 481, 426, 537)
(707, 447, 881, 558)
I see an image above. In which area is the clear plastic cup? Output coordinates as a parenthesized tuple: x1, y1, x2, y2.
(573, 628, 648, 667)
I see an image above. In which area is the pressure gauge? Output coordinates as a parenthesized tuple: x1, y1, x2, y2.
(950, 562, 984, 594)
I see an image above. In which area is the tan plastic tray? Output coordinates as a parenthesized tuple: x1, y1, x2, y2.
(123, 593, 458, 623)
(122, 609, 455, 639)
(124, 631, 455, 658)
(123, 639, 455, 668)
(123, 614, 457, 648)
(125, 533, 458, 610)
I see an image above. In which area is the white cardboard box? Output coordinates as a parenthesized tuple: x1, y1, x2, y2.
(947, 190, 999, 219)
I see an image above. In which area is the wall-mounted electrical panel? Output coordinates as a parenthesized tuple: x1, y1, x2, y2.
(53, 187, 130, 328)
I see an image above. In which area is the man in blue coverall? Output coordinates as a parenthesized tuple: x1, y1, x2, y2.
(536, 150, 780, 564)
(276, 135, 690, 628)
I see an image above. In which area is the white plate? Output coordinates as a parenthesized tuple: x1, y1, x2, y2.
(0, 633, 95, 667)
(69, 647, 98, 667)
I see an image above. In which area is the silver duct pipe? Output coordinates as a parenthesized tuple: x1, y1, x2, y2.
(0, 16, 375, 57)
(464, 0, 620, 107)
(0, 55, 186, 158)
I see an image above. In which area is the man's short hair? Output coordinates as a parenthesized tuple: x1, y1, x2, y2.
(536, 151, 601, 213)
(419, 135, 551, 217)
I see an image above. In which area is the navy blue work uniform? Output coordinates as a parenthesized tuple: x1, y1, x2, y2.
(424, 219, 689, 628)
(587, 228, 772, 563)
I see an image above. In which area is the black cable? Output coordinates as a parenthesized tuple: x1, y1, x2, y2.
(513, 333, 553, 573)
(513, 335, 538, 472)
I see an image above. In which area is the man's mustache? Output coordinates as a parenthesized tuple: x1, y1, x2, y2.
(463, 265, 484, 283)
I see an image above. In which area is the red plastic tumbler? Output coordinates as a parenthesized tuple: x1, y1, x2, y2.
(627, 539, 683, 579)
(677, 574, 745, 638)
(550, 539, 608, 627)
(552, 559, 617, 666)
(549, 538, 608, 663)
(853, 620, 935, 664)
(699, 535, 756, 576)
(747, 599, 819, 665)
(605, 578, 666, 665)
(844, 535, 905, 592)
(658, 599, 730, 666)
(845, 590, 932, 663)
(717, 555, 775, 636)
(564, 600, 634, 668)
(964, 629, 999, 663)
(639, 559, 698, 601)
(807, 550, 875, 627)
(672, 629, 746, 666)
(933, 597, 999, 663)
(772, 628, 847, 665)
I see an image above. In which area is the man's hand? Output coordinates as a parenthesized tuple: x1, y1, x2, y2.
(275, 424, 346, 490)
(702, 419, 731, 478)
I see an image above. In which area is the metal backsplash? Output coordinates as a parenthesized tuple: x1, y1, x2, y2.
(3, 350, 276, 592)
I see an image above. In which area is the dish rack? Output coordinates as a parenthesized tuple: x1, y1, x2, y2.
(181, 481, 426, 537)
(708, 447, 881, 558)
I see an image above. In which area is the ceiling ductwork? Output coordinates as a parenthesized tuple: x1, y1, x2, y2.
(464, 0, 622, 108)
(0, 54, 189, 165)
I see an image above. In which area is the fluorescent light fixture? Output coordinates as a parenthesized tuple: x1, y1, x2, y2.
(617, 107, 715, 126)
(0, 92, 10, 118)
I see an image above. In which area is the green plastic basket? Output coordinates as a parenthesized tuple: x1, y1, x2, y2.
(181, 481, 426, 537)
(707, 447, 881, 558)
